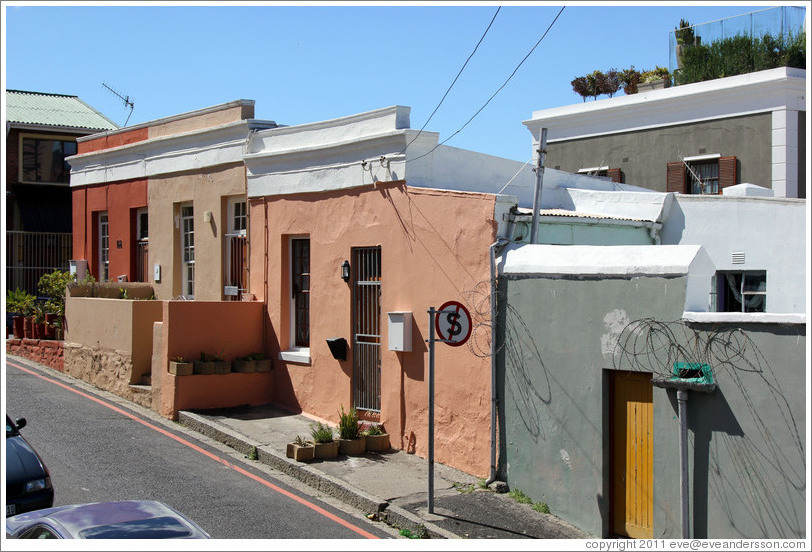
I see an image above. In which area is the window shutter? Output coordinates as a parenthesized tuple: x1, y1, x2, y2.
(667, 162, 687, 193)
(718, 156, 737, 191)
(606, 168, 623, 183)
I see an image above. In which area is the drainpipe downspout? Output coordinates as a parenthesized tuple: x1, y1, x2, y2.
(486, 235, 511, 486)
(677, 389, 690, 539)
(649, 222, 662, 245)
(529, 128, 548, 245)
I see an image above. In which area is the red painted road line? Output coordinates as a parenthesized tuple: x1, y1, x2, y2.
(8, 360, 380, 539)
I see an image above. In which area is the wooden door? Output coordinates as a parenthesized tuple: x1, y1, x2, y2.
(610, 371, 653, 538)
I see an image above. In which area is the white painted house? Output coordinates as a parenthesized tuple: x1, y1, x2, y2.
(523, 67, 806, 199)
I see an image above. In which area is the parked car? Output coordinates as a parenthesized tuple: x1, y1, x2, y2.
(5, 415, 54, 517)
(6, 500, 211, 539)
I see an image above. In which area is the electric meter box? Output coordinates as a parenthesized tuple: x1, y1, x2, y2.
(387, 311, 413, 352)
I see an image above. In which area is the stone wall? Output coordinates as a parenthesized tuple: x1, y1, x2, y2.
(6, 339, 64, 371)
(63, 343, 153, 409)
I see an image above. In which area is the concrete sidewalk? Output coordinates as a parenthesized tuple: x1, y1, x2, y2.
(178, 404, 591, 539)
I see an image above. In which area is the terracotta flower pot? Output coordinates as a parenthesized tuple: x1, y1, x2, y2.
(23, 317, 34, 339)
(44, 314, 57, 340)
(12, 316, 24, 339)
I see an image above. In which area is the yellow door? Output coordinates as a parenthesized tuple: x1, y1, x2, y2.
(611, 371, 653, 538)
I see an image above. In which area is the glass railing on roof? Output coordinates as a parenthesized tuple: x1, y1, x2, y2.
(668, 6, 806, 85)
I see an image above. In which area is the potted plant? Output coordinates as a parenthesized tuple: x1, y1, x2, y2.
(38, 270, 72, 339)
(6, 289, 35, 339)
(286, 435, 315, 462)
(194, 350, 231, 375)
(637, 66, 671, 91)
(169, 356, 193, 376)
(675, 18, 700, 70)
(362, 423, 391, 452)
(31, 302, 47, 340)
(309, 421, 338, 460)
(66, 273, 95, 297)
(251, 352, 272, 373)
(337, 405, 365, 456)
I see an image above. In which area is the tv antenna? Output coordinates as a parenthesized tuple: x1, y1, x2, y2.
(102, 82, 134, 126)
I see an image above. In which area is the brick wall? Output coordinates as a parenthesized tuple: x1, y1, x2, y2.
(6, 339, 64, 372)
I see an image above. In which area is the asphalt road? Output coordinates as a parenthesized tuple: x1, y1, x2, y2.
(5, 357, 395, 540)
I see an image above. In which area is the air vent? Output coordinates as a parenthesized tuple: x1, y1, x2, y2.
(731, 252, 745, 264)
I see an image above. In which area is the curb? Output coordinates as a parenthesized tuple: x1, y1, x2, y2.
(177, 411, 458, 539)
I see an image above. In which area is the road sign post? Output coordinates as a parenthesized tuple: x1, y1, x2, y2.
(426, 301, 472, 514)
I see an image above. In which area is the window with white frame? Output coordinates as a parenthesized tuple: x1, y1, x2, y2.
(713, 271, 766, 313)
(135, 208, 148, 283)
(280, 236, 311, 364)
(98, 212, 109, 282)
(224, 198, 247, 299)
(180, 205, 195, 299)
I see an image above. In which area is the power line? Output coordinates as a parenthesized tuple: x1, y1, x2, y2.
(408, 6, 566, 164)
(400, 7, 501, 156)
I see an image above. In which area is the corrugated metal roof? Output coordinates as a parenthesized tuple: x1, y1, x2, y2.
(516, 207, 649, 223)
(6, 89, 119, 131)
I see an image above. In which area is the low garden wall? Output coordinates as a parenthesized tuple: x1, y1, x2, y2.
(155, 300, 272, 419)
(6, 338, 64, 372)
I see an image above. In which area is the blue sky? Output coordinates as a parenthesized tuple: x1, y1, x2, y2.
(3, 2, 799, 161)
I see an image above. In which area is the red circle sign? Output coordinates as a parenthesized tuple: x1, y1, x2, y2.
(435, 301, 472, 347)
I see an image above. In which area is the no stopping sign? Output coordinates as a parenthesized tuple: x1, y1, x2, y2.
(435, 301, 472, 347)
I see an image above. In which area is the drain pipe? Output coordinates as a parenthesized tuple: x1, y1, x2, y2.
(652, 377, 716, 539)
(485, 235, 511, 485)
(677, 389, 689, 539)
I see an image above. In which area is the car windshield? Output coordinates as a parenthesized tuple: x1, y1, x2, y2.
(78, 516, 194, 539)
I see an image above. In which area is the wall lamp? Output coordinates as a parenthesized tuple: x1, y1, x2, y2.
(340, 260, 351, 282)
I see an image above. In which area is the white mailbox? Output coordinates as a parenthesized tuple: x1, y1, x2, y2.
(387, 311, 413, 352)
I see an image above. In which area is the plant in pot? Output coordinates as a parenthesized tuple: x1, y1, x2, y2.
(286, 434, 315, 462)
(637, 66, 671, 91)
(675, 18, 700, 70)
(31, 302, 47, 340)
(194, 350, 231, 375)
(232, 353, 257, 373)
(6, 288, 35, 339)
(251, 352, 272, 372)
(169, 355, 193, 376)
(38, 270, 72, 339)
(309, 421, 338, 460)
(362, 422, 391, 452)
(337, 405, 365, 456)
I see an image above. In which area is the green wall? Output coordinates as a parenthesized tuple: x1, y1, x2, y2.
(498, 274, 806, 538)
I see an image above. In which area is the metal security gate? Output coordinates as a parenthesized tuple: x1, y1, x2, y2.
(5, 231, 72, 295)
(352, 247, 381, 412)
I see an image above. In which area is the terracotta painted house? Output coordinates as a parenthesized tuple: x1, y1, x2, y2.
(241, 105, 531, 476)
(67, 99, 277, 298)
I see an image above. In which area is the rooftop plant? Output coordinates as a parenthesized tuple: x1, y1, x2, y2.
(676, 30, 805, 85)
(675, 18, 695, 45)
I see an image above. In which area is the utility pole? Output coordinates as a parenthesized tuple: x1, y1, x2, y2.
(530, 128, 548, 244)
